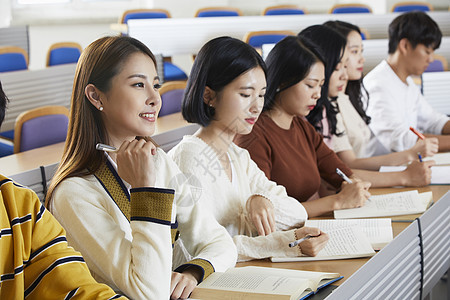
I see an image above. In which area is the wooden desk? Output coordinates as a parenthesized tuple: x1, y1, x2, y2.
(0, 112, 194, 177)
(237, 185, 449, 286)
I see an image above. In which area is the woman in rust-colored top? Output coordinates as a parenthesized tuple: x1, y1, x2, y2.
(236, 31, 371, 217)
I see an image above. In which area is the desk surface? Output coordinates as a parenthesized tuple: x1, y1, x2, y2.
(0, 112, 191, 176)
(238, 185, 449, 286)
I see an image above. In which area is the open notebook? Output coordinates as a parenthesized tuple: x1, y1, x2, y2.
(379, 165, 450, 185)
(334, 190, 433, 219)
(271, 226, 376, 262)
(305, 218, 393, 250)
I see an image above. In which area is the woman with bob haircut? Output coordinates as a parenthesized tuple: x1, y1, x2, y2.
(236, 28, 372, 218)
(303, 22, 434, 187)
(321, 20, 438, 168)
(169, 36, 329, 262)
(46, 36, 236, 300)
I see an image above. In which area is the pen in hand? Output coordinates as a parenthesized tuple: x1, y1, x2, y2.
(289, 235, 312, 248)
(417, 153, 423, 162)
(96, 143, 117, 153)
(410, 127, 425, 140)
(336, 168, 353, 184)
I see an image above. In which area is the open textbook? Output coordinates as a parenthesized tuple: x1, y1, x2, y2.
(305, 219, 393, 250)
(379, 165, 450, 185)
(190, 266, 342, 300)
(271, 226, 375, 262)
(334, 190, 433, 219)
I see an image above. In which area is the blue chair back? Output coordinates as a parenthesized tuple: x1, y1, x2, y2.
(19, 115, 69, 152)
(425, 60, 445, 72)
(48, 46, 81, 66)
(0, 48, 28, 73)
(195, 7, 242, 17)
(392, 4, 431, 12)
(159, 81, 186, 116)
(247, 34, 289, 48)
(122, 10, 170, 23)
(14, 106, 69, 153)
(265, 9, 305, 15)
(197, 10, 240, 17)
(330, 5, 372, 14)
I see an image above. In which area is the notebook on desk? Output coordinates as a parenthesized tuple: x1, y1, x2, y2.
(379, 165, 450, 185)
(333, 190, 433, 219)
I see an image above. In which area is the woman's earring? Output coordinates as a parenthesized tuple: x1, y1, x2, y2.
(99, 106, 103, 111)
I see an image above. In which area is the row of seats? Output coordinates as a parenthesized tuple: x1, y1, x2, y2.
(0, 80, 186, 157)
(0, 42, 82, 73)
(122, 2, 435, 19)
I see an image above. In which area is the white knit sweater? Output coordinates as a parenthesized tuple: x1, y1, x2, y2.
(50, 148, 237, 299)
(169, 135, 309, 261)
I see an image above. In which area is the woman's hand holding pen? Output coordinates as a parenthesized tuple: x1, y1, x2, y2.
(246, 195, 276, 236)
(336, 178, 371, 210)
(293, 227, 328, 257)
(403, 160, 434, 186)
(410, 138, 439, 159)
(116, 139, 157, 188)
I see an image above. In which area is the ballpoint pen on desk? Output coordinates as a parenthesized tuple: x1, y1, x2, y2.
(288, 235, 312, 248)
(409, 127, 426, 140)
(336, 168, 353, 184)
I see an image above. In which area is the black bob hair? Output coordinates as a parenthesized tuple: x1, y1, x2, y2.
(182, 36, 267, 127)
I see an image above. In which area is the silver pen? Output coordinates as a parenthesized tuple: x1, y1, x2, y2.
(288, 235, 312, 248)
(336, 168, 353, 184)
(96, 143, 117, 153)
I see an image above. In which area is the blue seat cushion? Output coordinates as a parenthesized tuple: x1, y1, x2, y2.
(0, 130, 14, 140)
(0, 141, 13, 157)
(163, 62, 188, 81)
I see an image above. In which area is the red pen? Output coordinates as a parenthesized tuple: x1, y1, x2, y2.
(409, 127, 425, 140)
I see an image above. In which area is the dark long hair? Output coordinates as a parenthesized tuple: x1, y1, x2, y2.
(324, 20, 371, 125)
(0, 81, 8, 127)
(264, 36, 325, 112)
(298, 25, 346, 137)
(182, 36, 267, 127)
(46, 36, 156, 207)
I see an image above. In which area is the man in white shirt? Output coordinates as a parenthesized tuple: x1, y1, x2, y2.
(363, 11, 450, 156)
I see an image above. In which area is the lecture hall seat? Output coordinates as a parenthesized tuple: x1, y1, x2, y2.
(262, 5, 307, 15)
(120, 9, 188, 82)
(390, 1, 433, 12)
(46, 42, 82, 67)
(0, 46, 28, 73)
(243, 30, 296, 50)
(329, 3, 372, 14)
(425, 54, 448, 72)
(158, 81, 187, 117)
(195, 7, 243, 17)
(13, 105, 69, 153)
